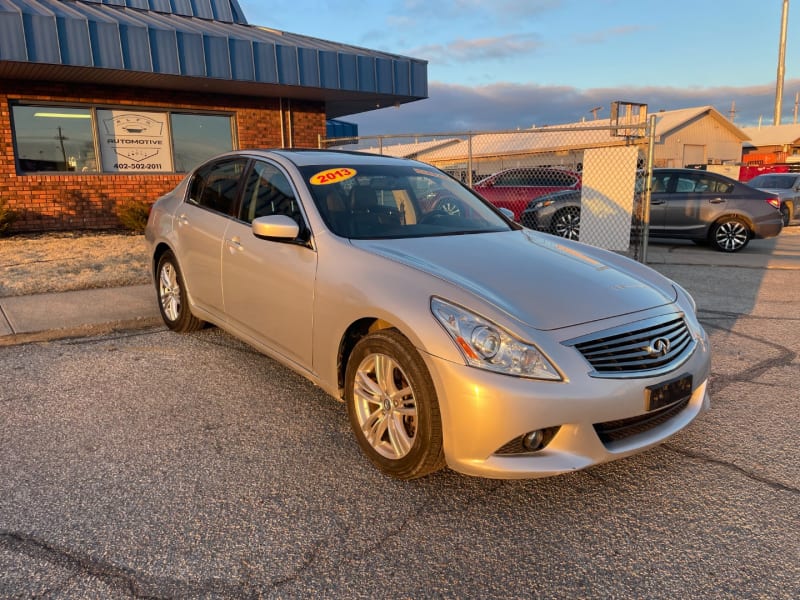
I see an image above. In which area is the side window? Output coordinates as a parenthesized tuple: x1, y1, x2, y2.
(675, 177, 696, 193)
(239, 161, 303, 226)
(652, 174, 670, 193)
(187, 158, 247, 215)
(705, 176, 734, 194)
(494, 172, 512, 186)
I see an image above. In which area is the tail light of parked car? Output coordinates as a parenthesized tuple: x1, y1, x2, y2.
(766, 197, 781, 210)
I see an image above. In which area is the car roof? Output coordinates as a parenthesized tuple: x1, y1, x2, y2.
(240, 148, 419, 168)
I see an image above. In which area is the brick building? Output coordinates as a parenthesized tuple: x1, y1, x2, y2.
(0, 0, 427, 232)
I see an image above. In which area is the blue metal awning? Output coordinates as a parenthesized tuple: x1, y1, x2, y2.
(0, 0, 428, 118)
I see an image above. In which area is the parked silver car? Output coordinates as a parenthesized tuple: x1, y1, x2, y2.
(145, 150, 711, 480)
(746, 172, 800, 226)
(521, 168, 783, 252)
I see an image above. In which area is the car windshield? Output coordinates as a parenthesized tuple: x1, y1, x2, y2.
(749, 175, 796, 189)
(298, 163, 511, 239)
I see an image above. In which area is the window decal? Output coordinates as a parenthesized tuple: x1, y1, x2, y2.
(310, 168, 357, 185)
(98, 110, 173, 172)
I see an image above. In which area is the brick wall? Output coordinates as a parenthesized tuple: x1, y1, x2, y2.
(0, 81, 326, 233)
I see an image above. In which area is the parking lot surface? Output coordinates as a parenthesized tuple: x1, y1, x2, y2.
(1, 230, 799, 598)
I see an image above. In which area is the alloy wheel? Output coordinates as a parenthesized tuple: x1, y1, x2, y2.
(713, 220, 749, 252)
(352, 352, 418, 460)
(159, 261, 181, 322)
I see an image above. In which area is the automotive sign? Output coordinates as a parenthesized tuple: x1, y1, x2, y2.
(98, 110, 173, 173)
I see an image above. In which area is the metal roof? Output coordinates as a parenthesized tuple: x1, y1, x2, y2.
(740, 124, 800, 147)
(367, 106, 749, 163)
(0, 0, 428, 118)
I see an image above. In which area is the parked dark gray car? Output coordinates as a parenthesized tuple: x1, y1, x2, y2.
(521, 168, 783, 252)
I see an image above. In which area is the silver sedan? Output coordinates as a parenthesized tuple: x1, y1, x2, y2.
(145, 150, 711, 480)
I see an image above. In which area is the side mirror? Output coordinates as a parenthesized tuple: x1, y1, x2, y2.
(252, 215, 300, 240)
(497, 207, 515, 221)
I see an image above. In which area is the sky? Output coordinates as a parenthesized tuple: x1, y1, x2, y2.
(237, 0, 800, 135)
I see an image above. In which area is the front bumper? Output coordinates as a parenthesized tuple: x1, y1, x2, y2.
(422, 337, 711, 479)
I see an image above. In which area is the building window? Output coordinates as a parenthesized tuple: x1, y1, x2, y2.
(171, 114, 234, 173)
(11, 106, 97, 173)
(11, 103, 234, 175)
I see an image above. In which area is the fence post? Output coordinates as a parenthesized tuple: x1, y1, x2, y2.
(641, 114, 657, 264)
(467, 133, 473, 187)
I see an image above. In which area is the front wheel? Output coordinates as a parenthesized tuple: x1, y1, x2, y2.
(710, 217, 750, 252)
(345, 329, 445, 479)
(551, 207, 580, 240)
(156, 250, 204, 332)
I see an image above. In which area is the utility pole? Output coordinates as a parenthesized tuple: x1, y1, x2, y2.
(774, 0, 790, 125)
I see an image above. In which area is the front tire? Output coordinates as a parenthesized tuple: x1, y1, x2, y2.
(551, 207, 580, 240)
(345, 329, 445, 479)
(156, 250, 204, 332)
(710, 217, 750, 252)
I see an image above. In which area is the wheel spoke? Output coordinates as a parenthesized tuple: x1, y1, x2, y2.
(354, 369, 383, 403)
(387, 414, 413, 457)
(363, 407, 388, 446)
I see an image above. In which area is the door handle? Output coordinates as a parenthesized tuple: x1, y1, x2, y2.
(225, 237, 243, 253)
(708, 197, 725, 204)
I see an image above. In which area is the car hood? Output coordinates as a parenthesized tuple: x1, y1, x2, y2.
(353, 230, 677, 331)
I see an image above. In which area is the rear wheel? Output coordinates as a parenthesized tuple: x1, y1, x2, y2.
(156, 250, 204, 332)
(551, 207, 580, 240)
(345, 329, 445, 479)
(710, 217, 750, 252)
(780, 204, 791, 227)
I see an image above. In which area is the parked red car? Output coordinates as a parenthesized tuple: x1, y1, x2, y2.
(473, 166, 581, 220)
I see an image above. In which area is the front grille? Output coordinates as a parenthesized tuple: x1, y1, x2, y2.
(569, 314, 695, 377)
(594, 397, 690, 444)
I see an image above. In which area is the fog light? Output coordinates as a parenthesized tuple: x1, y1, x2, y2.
(522, 429, 545, 451)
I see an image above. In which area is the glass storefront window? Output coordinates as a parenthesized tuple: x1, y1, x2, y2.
(12, 106, 98, 172)
(171, 114, 234, 172)
(11, 104, 235, 175)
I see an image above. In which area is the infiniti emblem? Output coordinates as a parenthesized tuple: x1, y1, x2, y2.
(646, 337, 671, 357)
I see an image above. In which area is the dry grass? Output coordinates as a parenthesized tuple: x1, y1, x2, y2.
(0, 231, 150, 298)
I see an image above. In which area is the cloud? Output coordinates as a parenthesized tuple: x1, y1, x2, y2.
(343, 79, 798, 135)
(408, 34, 543, 64)
(573, 25, 648, 45)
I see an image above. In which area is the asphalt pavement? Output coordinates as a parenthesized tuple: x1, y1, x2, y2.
(1, 227, 798, 598)
(2, 227, 799, 345)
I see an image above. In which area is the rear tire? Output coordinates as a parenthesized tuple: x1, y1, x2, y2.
(345, 329, 445, 479)
(156, 250, 204, 332)
(710, 217, 750, 252)
(780, 204, 791, 227)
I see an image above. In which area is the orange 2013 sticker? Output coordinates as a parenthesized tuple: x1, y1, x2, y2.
(310, 168, 357, 185)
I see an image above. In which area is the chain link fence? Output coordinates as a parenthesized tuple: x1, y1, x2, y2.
(321, 121, 655, 262)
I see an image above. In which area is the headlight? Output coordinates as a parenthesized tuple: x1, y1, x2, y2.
(533, 200, 554, 209)
(431, 298, 561, 380)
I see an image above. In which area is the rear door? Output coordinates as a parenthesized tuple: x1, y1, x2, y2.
(177, 157, 249, 313)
